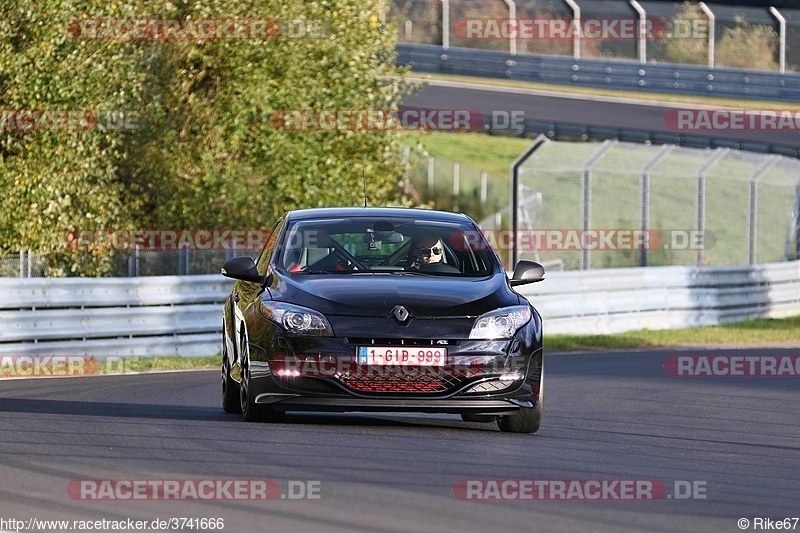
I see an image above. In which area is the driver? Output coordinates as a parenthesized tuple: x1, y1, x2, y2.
(411, 236, 444, 269)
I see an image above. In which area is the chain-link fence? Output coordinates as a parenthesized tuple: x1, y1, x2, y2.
(388, 0, 799, 71)
(404, 147, 508, 221)
(0, 249, 251, 278)
(510, 138, 799, 270)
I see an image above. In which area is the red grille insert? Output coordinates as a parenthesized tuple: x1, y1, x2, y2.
(338, 372, 458, 393)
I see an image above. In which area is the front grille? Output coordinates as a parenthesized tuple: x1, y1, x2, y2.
(347, 338, 454, 347)
(337, 370, 460, 393)
(464, 379, 513, 394)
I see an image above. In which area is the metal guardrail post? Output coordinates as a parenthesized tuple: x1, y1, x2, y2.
(640, 145, 674, 267)
(770, 7, 786, 74)
(581, 140, 616, 270)
(696, 148, 728, 266)
(699, 2, 715, 69)
(564, 0, 581, 60)
(510, 134, 549, 267)
(748, 158, 776, 265)
(630, 0, 647, 64)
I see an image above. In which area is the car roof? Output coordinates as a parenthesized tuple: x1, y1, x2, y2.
(284, 207, 472, 223)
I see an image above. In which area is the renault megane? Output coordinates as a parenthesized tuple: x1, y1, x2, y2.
(220, 207, 545, 433)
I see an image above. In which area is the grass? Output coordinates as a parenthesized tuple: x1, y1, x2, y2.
(402, 131, 532, 178)
(4, 316, 796, 380)
(402, 129, 797, 269)
(547, 316, 800, 351)
(94, 355, 220, 375)
(411, 73, 800, 111)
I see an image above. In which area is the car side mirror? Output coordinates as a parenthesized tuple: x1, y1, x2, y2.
(510, 260, 545, 286)
(221, 256, 263, 284)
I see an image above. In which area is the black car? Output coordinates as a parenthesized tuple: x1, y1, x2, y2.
(220, 207, 545, 433)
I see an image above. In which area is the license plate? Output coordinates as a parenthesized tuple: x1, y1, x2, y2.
(357, 346, 446, 366)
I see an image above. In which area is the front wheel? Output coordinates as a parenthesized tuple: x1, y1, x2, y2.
(221, 347, 241, 414)
(239, 359, 284, 423)
(498, 364, 543, 434)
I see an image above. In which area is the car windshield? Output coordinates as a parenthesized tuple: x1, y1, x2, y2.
(276, 216, 498, 277)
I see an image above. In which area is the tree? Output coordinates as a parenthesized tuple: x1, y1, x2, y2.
(0, 0, 408, 275)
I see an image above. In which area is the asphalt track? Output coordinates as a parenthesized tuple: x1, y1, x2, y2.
(404, 79, 800, 149)
(1, 348, 798, 532)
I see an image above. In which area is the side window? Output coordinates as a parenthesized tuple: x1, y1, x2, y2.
(256, 218, 284, 275)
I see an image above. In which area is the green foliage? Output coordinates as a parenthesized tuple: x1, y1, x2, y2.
(659, 3, 708, 66)
(662, 2, 779, 71)
(716, 18, 779, 70)
(0, 0, 407, 275)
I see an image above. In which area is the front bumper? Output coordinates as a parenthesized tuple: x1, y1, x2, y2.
(252, 395, 534, 415)
(241, 310, 543, 414)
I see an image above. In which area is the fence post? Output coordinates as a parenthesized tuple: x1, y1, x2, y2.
(640, 145, 674, 267)
(565, 0, 581, 60)
(748, 158, 775, 265)
(440, 0, 450, 49)
(27, 250, 32, 278)
(770, 7, 786, 74)
(699, 2, 715, 69)
(630, 0, 647, 64)
(480, 170, 488, 206)
(402, 145, 410, 195)
(428, 156, 435, 190)
(452, 162, 460, 211)
(19, 249, 24, 278)
(581, 140, 616, 270)
(696, 148, 728, 266)
(510, 134, 549, 267)
(502, 0, 517, 55)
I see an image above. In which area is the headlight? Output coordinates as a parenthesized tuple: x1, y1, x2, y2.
(469, 305, 532, 340)
(259, 301, 334, 336)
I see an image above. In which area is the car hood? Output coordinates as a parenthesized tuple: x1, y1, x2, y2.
(269, 272, 519, 318)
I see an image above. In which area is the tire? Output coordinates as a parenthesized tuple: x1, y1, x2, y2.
(461, 413, 496, 423)
(239, 358, 261, 422)
(221, 339, 241, 414)
(498, 364, 544, 434)
(239, 356, 284, 423)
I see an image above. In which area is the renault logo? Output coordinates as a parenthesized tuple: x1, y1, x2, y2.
(391, 305, 411, 323)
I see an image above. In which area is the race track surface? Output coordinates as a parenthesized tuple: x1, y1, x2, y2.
(404, 80, 800, 149)
(1, 348, 798, 532)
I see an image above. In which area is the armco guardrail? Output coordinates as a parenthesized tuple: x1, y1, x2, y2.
(1, 262, 798, 357)
(518, 260, 800, 335)
(0, 276, 232, 357)
(397, 43, 800, 103)
(513, 119, 800, 157)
